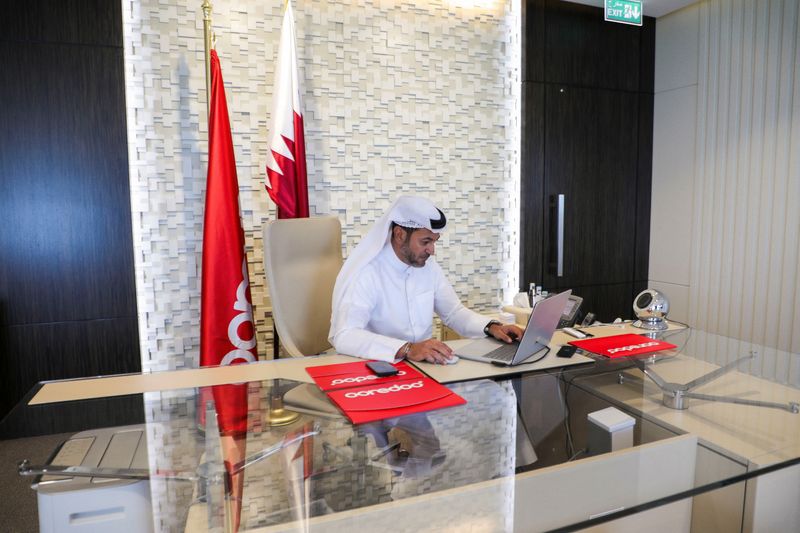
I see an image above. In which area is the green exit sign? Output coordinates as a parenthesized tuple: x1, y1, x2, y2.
(605, 0, 643, 26)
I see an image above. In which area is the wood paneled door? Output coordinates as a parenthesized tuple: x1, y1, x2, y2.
(520, 0, 654, 322)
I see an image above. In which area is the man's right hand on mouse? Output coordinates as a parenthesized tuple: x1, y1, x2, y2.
(486, 322, 525, 344)
(401, 339, 454, 365)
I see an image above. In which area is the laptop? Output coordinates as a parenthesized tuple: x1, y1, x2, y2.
(455, 290, 572, 366)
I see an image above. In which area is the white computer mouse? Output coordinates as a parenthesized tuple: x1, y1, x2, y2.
(444, 355, 459, 365)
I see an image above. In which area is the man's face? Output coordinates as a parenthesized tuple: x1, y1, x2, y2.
(395, 227, 440, 267)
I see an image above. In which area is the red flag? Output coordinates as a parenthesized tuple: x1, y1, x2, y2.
(201, 50, 256, 532)
(200, 49, 258, 434)
(265, 0, 309, 219)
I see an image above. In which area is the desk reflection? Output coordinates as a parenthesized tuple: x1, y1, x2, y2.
(147, 378, 517, 532)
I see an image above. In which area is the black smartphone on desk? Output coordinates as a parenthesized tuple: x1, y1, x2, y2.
(556, 345, 577, 358)
(366, 361, 399, 377)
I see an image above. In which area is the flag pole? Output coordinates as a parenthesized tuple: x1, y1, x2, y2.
(201, 12, 253, 531)
(202, 0, 213, 118)
(267, 0, 301, 427)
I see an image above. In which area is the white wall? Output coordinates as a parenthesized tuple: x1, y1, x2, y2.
(122, 0, 521, 371)
(650, 3, 699, 324)
(651, 0, 800, 354)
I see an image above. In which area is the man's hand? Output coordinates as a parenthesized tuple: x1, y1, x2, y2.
(488, 323, 524, 343)
(404, 339, 454, 364)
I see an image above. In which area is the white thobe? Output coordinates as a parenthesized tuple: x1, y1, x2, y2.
(331, 244, 490, 362)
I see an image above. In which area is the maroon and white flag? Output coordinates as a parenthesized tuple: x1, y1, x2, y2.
(265, 0, 309, 219)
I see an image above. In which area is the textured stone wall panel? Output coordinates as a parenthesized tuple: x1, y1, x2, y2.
(123, 0, 520, 371)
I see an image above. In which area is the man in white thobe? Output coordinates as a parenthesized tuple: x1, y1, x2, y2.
(329, 195, 522, 364)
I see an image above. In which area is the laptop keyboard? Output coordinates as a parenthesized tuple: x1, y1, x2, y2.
(482, 342, 520, 363)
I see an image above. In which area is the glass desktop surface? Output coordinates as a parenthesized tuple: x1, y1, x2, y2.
(2, 377, 518, 533)
(554, 326, 800, 465)
(1, 325, 799, 532)
(527, 326, 800, 532)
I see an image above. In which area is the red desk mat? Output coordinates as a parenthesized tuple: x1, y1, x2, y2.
(325, 376, 466, 425)
(305, 361, 465, 424)
(569, 333, 677, 358)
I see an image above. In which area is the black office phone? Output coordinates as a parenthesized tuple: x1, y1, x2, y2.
(557, 294, 583, 329)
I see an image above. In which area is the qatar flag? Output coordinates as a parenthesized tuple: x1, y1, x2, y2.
(265, 0, 309, 219)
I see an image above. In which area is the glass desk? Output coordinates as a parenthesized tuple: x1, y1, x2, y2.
(2, 325, 799, 532)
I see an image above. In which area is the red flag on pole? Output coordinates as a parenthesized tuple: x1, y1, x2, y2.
(266, 0, 309, 219)
(201, 49, 256, 532)
(200, 49, 258, 433)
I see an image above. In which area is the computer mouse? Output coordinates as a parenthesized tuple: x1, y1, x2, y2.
(444, 355, 459, 365)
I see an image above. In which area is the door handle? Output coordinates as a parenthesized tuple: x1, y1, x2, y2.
(556, 194, 564, 277)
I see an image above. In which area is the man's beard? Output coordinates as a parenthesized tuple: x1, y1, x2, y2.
(400, 243, 429, 267)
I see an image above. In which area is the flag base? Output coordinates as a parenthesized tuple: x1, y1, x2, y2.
(268, 385, 301, 426)
(267, 406, 300, 426)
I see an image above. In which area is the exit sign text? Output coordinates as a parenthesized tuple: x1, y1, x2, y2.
(605, 0, 643, 26)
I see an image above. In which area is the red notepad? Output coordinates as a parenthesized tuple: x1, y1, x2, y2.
(306, 361, 423, 391)
(569, 333, 677, 358)
(325, 377, 466, 425)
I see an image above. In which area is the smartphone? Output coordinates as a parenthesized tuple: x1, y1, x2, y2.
(556, 345, 577, 358)
(366, 361, 399, 377)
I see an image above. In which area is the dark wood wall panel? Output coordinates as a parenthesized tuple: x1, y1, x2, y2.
(544, 0, 643, 92)
(0, 43, 136, 325)
(0, 391, 144, 439)
(542, 85, 638, 288)
(635, 94, 654, 283)
(520, 83, 546, 287)
(5, 0, 121, 46)
(522, 0, 545, 82)
(0, 318, 140, 418)
(0, 1, 139, 421)
(569, 282, 634, 323)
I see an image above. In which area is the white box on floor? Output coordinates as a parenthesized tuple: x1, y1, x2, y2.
(587, 407, 636, 455)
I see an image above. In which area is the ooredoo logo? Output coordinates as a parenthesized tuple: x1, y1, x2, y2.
(331, 370, 406, 386)
(344, 380, 423, 398)
(607, 341, 660, 355)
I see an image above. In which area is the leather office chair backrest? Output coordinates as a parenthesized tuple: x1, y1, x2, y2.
(263, 216, 343, 357)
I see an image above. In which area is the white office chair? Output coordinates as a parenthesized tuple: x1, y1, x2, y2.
(263, 216, 344, 417)
(263, 215, 343, 358)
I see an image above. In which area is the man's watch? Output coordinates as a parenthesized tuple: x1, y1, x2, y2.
(484, 320, 502, 337)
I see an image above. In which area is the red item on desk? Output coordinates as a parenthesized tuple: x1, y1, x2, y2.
(326, 377, 466, 425)
(306, 361, 423, 391)
(569, 333, 677, 358)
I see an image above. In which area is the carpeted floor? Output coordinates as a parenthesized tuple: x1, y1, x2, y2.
(0, 433, 71, 533)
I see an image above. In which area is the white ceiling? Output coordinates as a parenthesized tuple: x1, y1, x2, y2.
(564, 0, 698, 18)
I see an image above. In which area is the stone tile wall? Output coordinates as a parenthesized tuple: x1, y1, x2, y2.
(122, 0, 520, 370)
